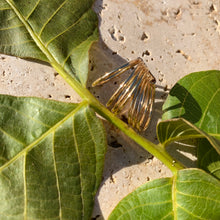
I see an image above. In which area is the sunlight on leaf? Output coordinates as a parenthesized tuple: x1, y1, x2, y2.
(158, 71, 220, 174)
(162, 70, 220, 138)
(157, 118, 220, 154)
(109, 169, 220, 220)
(0, 0, 98, 86)
(157, 118, 220, 177)
(0, 95, 106, 219)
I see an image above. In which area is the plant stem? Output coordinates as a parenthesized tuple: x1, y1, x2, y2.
(51, 64, 92, 100)
(91, 101, 185, 173)
(52, 63, 185, 174)
(8, 0, 184, 173)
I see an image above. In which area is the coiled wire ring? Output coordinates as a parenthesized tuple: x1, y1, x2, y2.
(92, 57, 156, 131)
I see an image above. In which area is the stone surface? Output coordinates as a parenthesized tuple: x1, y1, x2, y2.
(0, 54, 81, 102)
(90, 1, 220, 217)
(0, 0, 220, 219)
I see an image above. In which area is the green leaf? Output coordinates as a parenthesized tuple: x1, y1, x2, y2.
(0, 0, 98, 86)
(108, 169, 220, 220)
(157, 118, 220, 154)
(158, 71, 220, 172)
(162, 70, 220, 139)
(157, 118, 220, 177)
(0, 95, 106, 219)
(197, 139, 220, 180)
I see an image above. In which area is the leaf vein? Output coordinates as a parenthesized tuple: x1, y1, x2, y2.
(177, 191, 220, 203)
(25, 0, 40, 20)
(177, 180, 220, 189)
(163, 134, 202, 147)
(61, 29, 95, 68)
(28, 101, 69, 115)
(38, 0, 67, 36)
(0, 102, 85, 173)
(23, 153, 27, 220)
(84, 108, 98, 192)
(0, 39, 35, 47)
(45, 7, 90, 47)
(177, 204, 209, 220)
(117, 200, 172, 220)
(161, 211, 174, 220)
(72, 109, 84, 218)
(0, 24, 24, 31)
(210, 167, 220, 174)
(0, 127, 25, 146)
(0, 103, 51, 128)
(172, 175, 177, 220)
(52, 132, 62, 219)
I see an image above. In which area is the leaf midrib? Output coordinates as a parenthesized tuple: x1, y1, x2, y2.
(172, 175, 177, 220)
(5, 0, 60, 64)
(160, 118, 220, 148)
(5, 0, 97, 101)
(0, 101, 88, 172)
(162, 134, 202, 146)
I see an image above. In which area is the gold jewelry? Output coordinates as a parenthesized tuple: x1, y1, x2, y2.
(92, 58, 156, 131)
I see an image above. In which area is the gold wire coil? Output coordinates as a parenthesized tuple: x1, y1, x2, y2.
(92, 57, 156, 131)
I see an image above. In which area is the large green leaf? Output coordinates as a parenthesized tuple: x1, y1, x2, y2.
(109, 169, 220, 220)
(0, 0, 98, 86)
(0, 95, 106, 219)
(157, 118, 220, 154)
(157, 118, 220, 179)
(158, 71, 220, 175)
(162, 70, 220, 137)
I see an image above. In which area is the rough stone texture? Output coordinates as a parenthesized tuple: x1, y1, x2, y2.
(0, 0, 220, 219)
(90, 1, 220, 217)
(0, 55, 81, 102)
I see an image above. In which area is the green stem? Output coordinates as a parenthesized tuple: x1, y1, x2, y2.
(91, 101, 185, 173)
(51, 63, 92, 100)
(7, 0, 184, 173)
(52, 63, 185, 173)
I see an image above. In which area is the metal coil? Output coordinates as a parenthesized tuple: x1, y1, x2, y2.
(92, 58, 156, 131)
